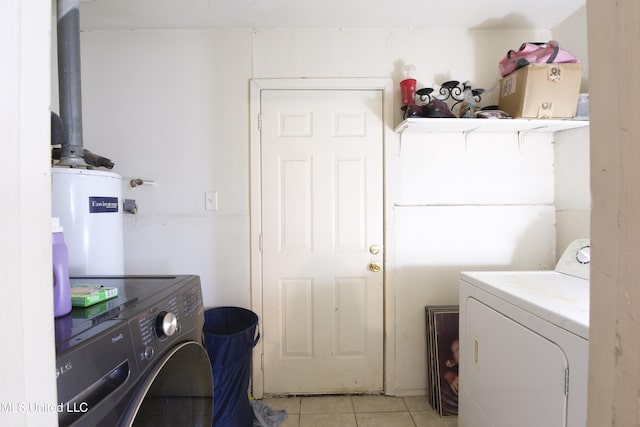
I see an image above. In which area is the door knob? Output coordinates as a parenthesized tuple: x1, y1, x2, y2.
(368, 262, 381, 272)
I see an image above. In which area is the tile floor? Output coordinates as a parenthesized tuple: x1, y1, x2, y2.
(259, 395, 458, 427)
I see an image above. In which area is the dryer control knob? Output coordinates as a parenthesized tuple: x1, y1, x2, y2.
(156, 311, 178, 338)
(576, 245, 591, 264)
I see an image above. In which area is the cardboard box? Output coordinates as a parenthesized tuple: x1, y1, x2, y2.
(499, 63, 583, 119)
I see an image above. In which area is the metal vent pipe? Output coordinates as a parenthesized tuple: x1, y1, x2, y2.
(56, 0, 87, 167)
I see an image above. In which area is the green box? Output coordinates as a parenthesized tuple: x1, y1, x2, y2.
(70, 284, 118, 307)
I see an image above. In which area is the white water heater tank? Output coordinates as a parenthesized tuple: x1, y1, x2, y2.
(52, 167, 125, 275)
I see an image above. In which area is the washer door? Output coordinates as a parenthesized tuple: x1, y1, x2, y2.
(122, 341, 213, 427)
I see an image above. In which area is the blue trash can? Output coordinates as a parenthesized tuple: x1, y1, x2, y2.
(203, 307, 260, 427)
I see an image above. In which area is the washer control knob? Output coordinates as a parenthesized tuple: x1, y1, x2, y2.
(155, 311, 178, 338)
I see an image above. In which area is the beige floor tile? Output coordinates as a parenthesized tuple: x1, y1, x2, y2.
(300, 396, 354, 414)
(403, 395, 430, 412)
(352, 395, 407, 413)
(280, 413, 300, 427)
(260, 397, 301, 415)
(356, 411, 416, 427)
(299, 413, 357, 427)
(411, 411, 458, 427)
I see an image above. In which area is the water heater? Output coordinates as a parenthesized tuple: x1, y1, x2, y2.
(52, 167, 125, 275)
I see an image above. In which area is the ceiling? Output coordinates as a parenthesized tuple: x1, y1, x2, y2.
(78, 0, 586, 31)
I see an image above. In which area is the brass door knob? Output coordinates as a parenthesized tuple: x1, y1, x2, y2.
(368, 262, 381, 272)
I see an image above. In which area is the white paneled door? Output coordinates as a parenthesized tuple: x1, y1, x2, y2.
(260, 89, 384, 394)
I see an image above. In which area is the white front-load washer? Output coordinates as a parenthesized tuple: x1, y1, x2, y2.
(459, 239, 590, 427)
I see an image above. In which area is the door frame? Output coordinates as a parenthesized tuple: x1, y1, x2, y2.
(249, 78, 396, 398)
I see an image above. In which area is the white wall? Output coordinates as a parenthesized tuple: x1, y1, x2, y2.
(252, 28, 552, 120)
(555, 127, 591, 255)
(552, 5, 591, 255)
(80, 30, 253, 308)
(553, 6, 589, 93)
(78, 24, 588, 396)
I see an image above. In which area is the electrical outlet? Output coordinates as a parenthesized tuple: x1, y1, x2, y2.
(123, 199, 138, 214)
(205, 191, 218, 211)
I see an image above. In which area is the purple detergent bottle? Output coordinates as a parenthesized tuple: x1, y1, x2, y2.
(52, 218, 72, 317)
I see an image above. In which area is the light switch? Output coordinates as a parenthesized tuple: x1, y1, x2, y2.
(205, 191, 218, 211)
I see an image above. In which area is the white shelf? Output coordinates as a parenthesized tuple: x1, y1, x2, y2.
(394, 118, 590, 135)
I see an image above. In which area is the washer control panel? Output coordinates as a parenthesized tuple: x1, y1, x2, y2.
(130, 281, 204, 372)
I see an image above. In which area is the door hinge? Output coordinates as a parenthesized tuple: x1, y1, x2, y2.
(261, 353, 264, 372)
(564, 368, 569, 395)
(258, 113, 262, 131)
(259, 234, 263, 252)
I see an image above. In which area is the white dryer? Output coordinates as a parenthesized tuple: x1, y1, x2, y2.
(459, 239, 590, 427)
